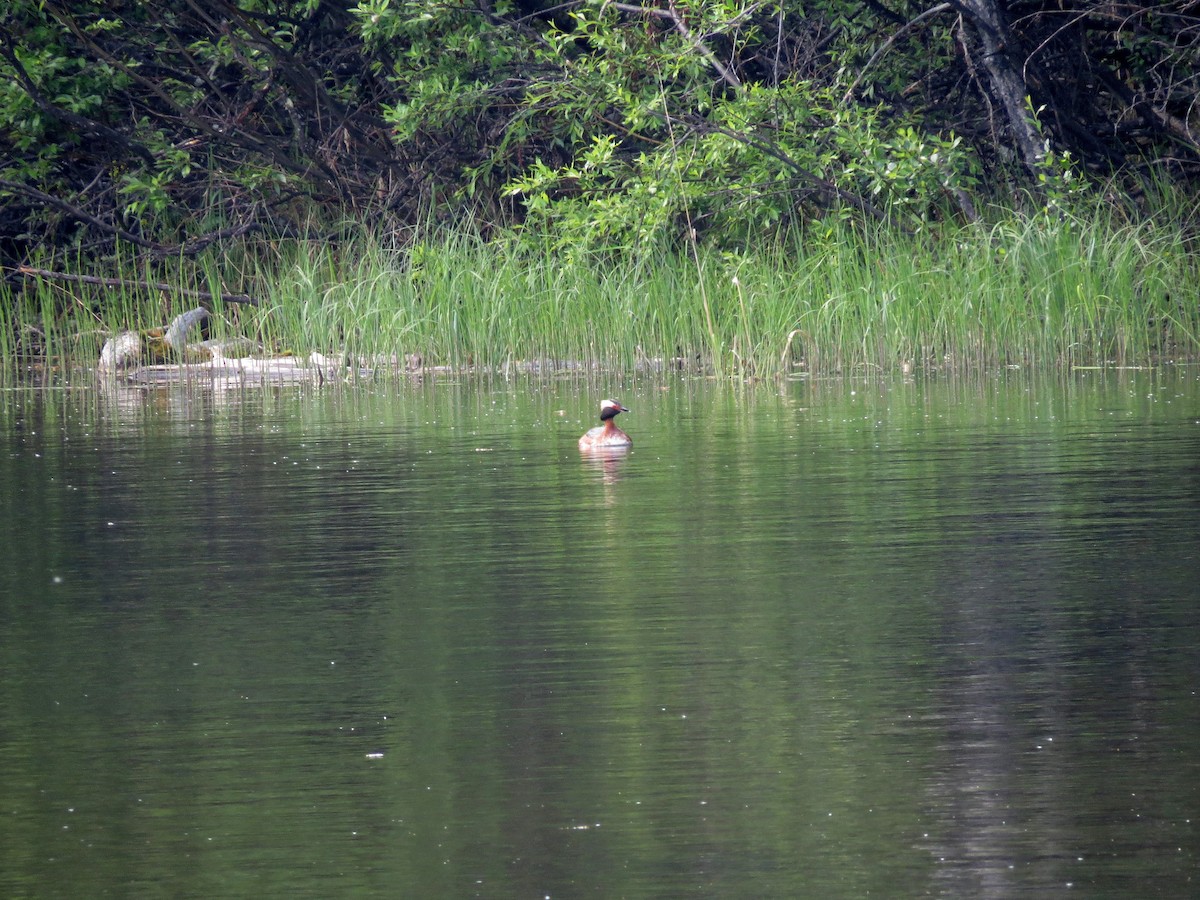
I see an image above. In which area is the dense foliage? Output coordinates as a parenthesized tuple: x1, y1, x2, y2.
(1, 0, 1198, 265)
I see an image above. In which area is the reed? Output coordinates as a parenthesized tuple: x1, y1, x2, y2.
(3, 203, 1198, 381)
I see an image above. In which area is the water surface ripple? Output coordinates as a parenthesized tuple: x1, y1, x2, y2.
(1, 372, 1197, 897)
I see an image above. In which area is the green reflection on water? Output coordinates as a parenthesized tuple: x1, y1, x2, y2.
(2, 371, 1198, 897)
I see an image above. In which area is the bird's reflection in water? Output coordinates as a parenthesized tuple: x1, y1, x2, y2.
(580, 445, 630, 486)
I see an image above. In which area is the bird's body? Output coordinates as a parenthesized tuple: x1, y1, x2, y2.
(579, 399, 632, 451)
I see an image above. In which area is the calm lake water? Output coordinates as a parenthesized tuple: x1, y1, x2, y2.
(1, 371, 1198, 898)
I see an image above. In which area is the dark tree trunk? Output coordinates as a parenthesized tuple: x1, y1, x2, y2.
(955, 0, 1046, 175)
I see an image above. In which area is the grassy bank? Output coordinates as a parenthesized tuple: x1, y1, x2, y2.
(4, 207, 1198, 381)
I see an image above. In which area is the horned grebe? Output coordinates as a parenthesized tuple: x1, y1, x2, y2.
(578, 399, 632, 451)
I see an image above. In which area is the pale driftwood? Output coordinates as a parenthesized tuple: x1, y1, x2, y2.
(98, 331, 143, 373)
(110, 349, 679, 385)
(126, 354, 332, 385)
(197, 337, 261, 359)
(163, 307, 210, 350)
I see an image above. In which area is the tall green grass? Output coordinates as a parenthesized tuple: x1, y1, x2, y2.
(3, 204, 1198, 381)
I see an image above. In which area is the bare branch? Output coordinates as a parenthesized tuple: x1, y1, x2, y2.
(842, 3, 954, 104)
(0, 178, 169, 253)
(608, 1, 745, 92)
(9, 266, 261, 307)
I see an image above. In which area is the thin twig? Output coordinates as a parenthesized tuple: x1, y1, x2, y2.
(842, 3, 953, 104)
(9, 266, 261, 307)
(608, 1, 744, 92)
